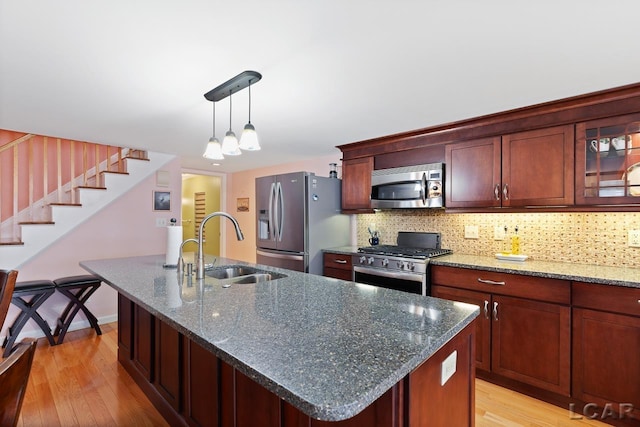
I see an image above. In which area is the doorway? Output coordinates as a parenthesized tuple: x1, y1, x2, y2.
(181, 173, 222, 256)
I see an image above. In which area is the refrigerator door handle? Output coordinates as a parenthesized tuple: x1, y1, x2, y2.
(268, 182, 276, 241)
(256, 249, 303, 261)
(276, 181, 284, 242)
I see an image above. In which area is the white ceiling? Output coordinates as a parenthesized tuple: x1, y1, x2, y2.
(1, 1, 639, 173)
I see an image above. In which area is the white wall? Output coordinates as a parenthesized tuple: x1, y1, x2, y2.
(2, 158, 182, 341)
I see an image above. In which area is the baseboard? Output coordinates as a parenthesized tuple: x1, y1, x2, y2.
(1, 313, 118, 343)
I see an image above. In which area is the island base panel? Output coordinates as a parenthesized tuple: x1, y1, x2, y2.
(117, 294, 476, 427)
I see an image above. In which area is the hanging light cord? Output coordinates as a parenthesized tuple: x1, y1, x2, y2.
(212, 101, 216, 137)
(228, 90, 233, 131)
(248, 80, 252, 124)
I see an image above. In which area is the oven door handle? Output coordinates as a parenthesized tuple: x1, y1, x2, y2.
(354, 266, 424, 283)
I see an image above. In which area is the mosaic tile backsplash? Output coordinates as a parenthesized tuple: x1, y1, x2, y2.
(356, 210, 640, 269)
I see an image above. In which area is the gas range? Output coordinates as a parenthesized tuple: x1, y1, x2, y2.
(352, 232, 452, 295)
(355, 246, 452, 274)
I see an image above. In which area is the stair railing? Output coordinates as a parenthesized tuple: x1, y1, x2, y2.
(0, 132, 146, 243)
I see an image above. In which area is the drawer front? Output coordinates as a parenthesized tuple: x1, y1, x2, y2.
(323, 253, 353, 271)
(431, 265, 570, 304)
(572, 281, 640, 316)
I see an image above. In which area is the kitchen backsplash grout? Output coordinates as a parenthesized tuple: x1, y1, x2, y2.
(356, 210, 640, 268)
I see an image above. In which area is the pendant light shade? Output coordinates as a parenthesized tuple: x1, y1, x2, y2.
(239, 79, 261, 151)
(203, 136, 224, 160)
(203, 101, 224, 160)
(239, 123, 260, 151)
(222, 130, 241, 156)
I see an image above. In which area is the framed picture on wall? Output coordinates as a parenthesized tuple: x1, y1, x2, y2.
(153, 191, 171, 211)
(237, 197, 249, 212)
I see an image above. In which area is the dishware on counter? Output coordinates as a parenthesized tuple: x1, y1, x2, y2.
(589, 138, 610, 156)
(495, 253, 528, 262)
(369, 236, 379, 245)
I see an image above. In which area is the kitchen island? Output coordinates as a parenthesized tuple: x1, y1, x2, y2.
(81, 254, 479, 427)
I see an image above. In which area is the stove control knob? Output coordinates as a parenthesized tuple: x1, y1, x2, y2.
(381, 258, 389, 267)
(359, 256, 367, 264)
(408, 262, 415, 271)
(397, 261, 403, 268)
(367, 257, 375, 265)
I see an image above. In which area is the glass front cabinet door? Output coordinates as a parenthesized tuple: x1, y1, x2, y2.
(576, 113, 640, 205)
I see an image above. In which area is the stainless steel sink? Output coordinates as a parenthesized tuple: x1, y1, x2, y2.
(205, 265, 287, 286)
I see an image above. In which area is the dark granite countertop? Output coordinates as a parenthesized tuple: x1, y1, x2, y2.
(80, 254, 479, 422)
(324, 247, 640, 289)
(323, 246, 360, 256)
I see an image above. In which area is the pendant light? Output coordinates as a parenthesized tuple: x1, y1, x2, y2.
(203, 101, 224, 160)
(203, 70, 262, 160)
(239, 79, 260, 151)
(221, 90, 241, 156)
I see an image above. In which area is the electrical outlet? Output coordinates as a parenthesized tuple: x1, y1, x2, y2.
(493, 226, 506, 240)
(464, 225, 479, 239)
(629, 230, 640, 247)
(441, 350, 457, 386)
(156, 218, 167, 227)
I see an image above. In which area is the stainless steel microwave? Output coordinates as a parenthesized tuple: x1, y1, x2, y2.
(370, 163, 444, 209)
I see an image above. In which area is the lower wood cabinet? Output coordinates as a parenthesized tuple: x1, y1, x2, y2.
(323, 252, 353, 281)
(431, 265, 571, 396)
(572, 282, 640, 422)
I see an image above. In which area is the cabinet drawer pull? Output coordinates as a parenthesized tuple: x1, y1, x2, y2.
(483, 300, 489, 319)
(477, 278, 506, 286)
(333, 259, 348, 264)
(502, 184, 509, 200)
(493, 301, 499, 321)
(494, 184, 501, 200)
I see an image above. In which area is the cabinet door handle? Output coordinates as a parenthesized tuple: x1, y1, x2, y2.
(493, 301, 499, 321)
(483, 300, 489, 319)
(494, 184, 501, 200)
(502, 184, 509, 200)
(478, 278, 506, 286)
(333, 259, 348, 264)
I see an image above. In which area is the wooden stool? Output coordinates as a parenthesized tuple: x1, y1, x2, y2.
(53, 275, 102, 344)
(2, 280, 56, 357)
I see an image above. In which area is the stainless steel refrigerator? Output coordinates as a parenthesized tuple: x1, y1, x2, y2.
(256, 171, 350, 275)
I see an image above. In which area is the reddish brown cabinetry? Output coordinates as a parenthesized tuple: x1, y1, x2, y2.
(431, 265, 571, 396)
(572, 282, 640, 421)
(445, 126, 574, 208)
(323, 252, 353, 281)
(341, 157, 373, 211)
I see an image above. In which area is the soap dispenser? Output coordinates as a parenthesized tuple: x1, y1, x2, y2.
(510, 225, 520, 255)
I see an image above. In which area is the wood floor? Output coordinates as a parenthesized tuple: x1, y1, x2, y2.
(15, 322, 609, 427)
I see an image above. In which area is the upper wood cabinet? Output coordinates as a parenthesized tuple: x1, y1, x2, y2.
(341, 157, 373, 211)
(445, 125, 574, 208)
(575, 113, 640, 205)
(445, 137, 501, 208)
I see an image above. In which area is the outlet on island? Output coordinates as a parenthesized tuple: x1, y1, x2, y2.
(464, 225, 479, 239)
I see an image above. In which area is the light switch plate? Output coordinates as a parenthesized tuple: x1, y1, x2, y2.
(493, 226, 506, 240)
(441, 350, 457, 386)
(156, 218, 167, 227)
(464, 225, 479, 239)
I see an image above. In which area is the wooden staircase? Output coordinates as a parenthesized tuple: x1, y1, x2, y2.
(0, 131, 174, 268)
